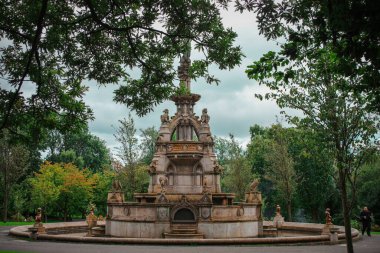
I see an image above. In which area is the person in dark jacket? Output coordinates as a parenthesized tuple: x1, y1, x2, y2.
(360, 206, 372, 236)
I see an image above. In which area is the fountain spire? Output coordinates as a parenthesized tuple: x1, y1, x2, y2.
(177, 42, 191, 92)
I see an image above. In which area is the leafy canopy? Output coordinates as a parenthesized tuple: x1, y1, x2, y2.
(0, 0, 243, 142)
(242, 0, 380, 112)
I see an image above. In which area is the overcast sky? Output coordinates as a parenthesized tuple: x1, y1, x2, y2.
(0, 7, 288, 153)
(83, 8, 288, 154)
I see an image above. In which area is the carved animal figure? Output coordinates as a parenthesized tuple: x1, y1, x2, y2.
(112, 179, 122, 192)
(250, 179, 260, 192)
(160, 109, 170, 124)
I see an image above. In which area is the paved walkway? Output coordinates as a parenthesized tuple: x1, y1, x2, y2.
(1, 226, 379, 253)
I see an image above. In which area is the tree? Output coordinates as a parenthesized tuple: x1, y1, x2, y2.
(247, 124, 336, 221)
(0, 131, 29, 222)
(242, 0, 380, 113)
(114, 113, 149, 200)
(264, 127, 297, 221)
(30, 162, 94, 221)
(0, 1, 243, 145)
(92, 169, 115, 216)
(139, 126, 159, 165)
(247, 45, 379, 253)
(287, 128, 336, 223)
(357, 153, 380, 224)
(215, 134, 254, 200)
(45, 128, 111, 172)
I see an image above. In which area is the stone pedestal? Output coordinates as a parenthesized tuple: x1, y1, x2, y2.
(245, 192, 262, 204)
(273, 214, 284, 228)
(86, 211, 98, 237)
(329, 227, 339, 244)
(107, 191, 125, 203)
(321, 224, 333, 235)
(28, 223, 46, 240)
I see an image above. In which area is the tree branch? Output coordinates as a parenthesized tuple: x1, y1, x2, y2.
(1, 0, 49, 130)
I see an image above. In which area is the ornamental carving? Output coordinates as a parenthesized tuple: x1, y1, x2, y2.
(201, 207, 211, 219)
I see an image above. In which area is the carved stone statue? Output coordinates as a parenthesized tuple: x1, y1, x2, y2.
(202, 176, 211, 193)
(35, 208, 42, 224)
(201, 108, 210, 124)
(250, 179, 260, 192)
(159, 176, 168, 192)
(112, 179, 122, 192)
(276, 204, 281, 216)
(273, 204, 284, 228)
(149, 160, 157, 174)
(29, 207, 46, 234)
(178, 53, 191, 90)
(325, 208, 333, 225)
(213, 160, 222, 173)
(160, 109, 170, 124)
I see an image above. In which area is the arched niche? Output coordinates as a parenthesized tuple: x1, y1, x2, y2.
(167, 165, 174, 186)
(195, 165, 203, 186)
(169, 117, 200, 141)
(173, 208, 196, 223)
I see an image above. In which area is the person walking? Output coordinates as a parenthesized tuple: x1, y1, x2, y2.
(360, 206, 372, 236)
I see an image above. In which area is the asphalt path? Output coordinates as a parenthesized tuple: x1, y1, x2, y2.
(1, 226, 379, 253)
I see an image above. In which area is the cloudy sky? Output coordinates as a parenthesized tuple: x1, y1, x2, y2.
(0, 7, 288, 153)
(83, 8, 286, 153)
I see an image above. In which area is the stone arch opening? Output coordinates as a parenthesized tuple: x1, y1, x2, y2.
(169, 119, 200, 141)
(173, 208, 196, 223)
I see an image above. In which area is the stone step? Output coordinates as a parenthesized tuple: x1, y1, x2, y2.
(163, 232, 204, 239)
(171, 228, 198, 234)
(91, 226, 106, 237)
(170, 223, 197, 229)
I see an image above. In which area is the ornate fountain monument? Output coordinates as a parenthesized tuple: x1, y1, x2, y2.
(105, 54, 263, 239)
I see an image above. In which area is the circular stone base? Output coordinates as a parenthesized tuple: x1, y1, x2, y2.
(9, 221, 360, 245)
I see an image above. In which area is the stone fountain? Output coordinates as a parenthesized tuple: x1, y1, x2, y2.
(105, 54, 263, 239)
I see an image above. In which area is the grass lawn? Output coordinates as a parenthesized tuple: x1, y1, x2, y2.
(0, 222, 34, 226)
(0, 251, 35, 253)
(0, 220, 63, 226)
(372, 231, 380, 235)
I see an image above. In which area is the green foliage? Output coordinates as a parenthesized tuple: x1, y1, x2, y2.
(0, 1, 243, 147)
(247, 0, 380, 113)
(0, 131, 29, 221)
(175, 84, 191, 96)
(45, 128, 111, 173)
(91, 169, 115, 216)
(139, 126, 159, 165)
(215, 134, 254, 201)
(113, 114, 150, 200)
(29, 162, 95, 221)
(247, 124, 337, 222)
(247, 16, 379, 250)
(264, 127, 297, 221)
(357, 154, 380, 225)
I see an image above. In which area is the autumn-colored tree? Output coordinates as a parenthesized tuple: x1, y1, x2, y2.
(30, 162, 94, 221)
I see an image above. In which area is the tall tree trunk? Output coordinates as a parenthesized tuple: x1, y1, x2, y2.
(2, 162, 8, 222)
(312, 209, 318, 223)
(2, 187, 8, 222)
(339, 167, 354, 253)
(287, 200, 292, 222)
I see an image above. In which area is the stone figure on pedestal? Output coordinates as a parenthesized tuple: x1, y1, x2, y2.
(201, 108, 210, 124)
(159, 176, 168, 193)
(161, 109, 170, 124)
